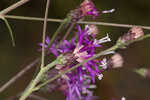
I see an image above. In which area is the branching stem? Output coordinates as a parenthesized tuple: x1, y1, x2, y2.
(34, 34, 150, 90)
(41, 0, 50, 68)
(19, 55, 63, 100)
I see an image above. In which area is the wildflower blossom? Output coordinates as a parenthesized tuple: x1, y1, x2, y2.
(80, 0, 99, 17)
(70, 0, 115, 21)
(39, 24, 113, 100)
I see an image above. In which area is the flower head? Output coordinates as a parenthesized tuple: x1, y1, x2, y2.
(80, 0, 99, 17)
(69, 0, 99, 21)
(120, 26, 144, 43)
(40, 24, 112, 100)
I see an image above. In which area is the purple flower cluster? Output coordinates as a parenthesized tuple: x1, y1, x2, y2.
(39, 24, 112, 100)
(38, 1, 115, 100)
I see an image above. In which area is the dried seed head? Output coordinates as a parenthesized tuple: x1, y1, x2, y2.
(120, 26, 144, 43)
(108, 53, 123, 69)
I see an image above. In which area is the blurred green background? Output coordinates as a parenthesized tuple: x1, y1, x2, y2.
(0, 0, 150, 100)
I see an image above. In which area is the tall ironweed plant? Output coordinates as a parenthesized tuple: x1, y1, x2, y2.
(0, 0, 150, 100)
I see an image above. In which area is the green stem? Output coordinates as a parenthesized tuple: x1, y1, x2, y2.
(47, 17, 71, 49)
(5, 15, 150, 30)
(62, 23, 75, 41)
(128, 34, 150, 44)
(19, 55, 62, 100)
(3, 18, 15, 46)
(34, 34, 150, 89)
(41, 0, 50, 68)
(57, 23, 75, 47)
(19, 68, 44, 100)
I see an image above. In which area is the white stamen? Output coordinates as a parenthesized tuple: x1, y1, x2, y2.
(102, 9, 115, 13)
(94, 34, 111, 45)
(85, 25, 90, 35)
(97, 74, 103, 80)
(85, 25, 89, 30)
(121, 97, 126, 100)
(82, 67, 86, 70)
(100, 58, 107, 69)
(99, 33, 111, 44)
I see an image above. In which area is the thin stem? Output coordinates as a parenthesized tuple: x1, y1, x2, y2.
(29, 94, 48, 100)
(5, 15, 150, 30)
(58, 23, 75, 46)
(19, 69, 44, 100)
(63, 23, 75, 41)
(0, 0, 30, 15)
(128, 34, 150, 44)
(2, 18, 15, 46)
(34, 34, 150, 90)
(7, 92, 48, 100)
(41, 0, 50, 68)
(5, 15, 63, 22)
(0, 16, 71, 93)
(0, 58, 40, 93)
(19, 56, 61, 100)
(47, 17, 71, 49)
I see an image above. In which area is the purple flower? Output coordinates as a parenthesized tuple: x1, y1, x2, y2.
(39, 24, 112, 100)
(64, 72, 97, 100)
(38, 36, 59, 56)
(80, 0, 99, 18)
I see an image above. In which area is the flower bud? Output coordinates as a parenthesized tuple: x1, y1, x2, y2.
(86, 24, 99, 35)
(120, 26, 144, 43)
(108, 53, 123, 69)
